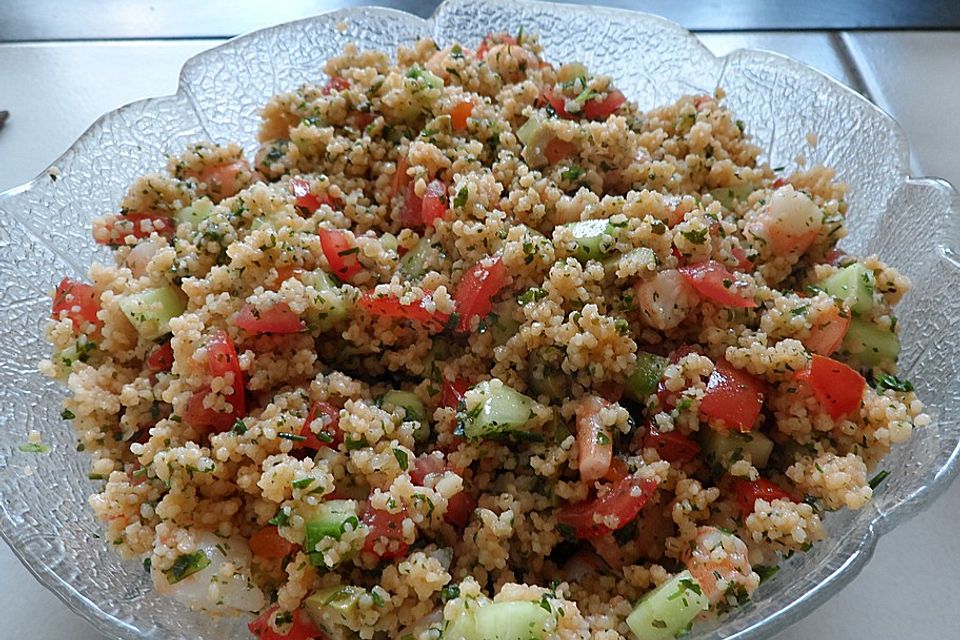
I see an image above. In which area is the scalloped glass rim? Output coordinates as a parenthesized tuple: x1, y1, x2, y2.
(0, 1, 958, 639)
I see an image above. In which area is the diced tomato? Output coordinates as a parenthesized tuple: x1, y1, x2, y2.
(349, 111, 377, 130)
(596, 379, 624, 403)
(450, 100, 474, 130)
(804, 306, 850, 356)
(249, 526, 297, 559)
(475, 33, 517, 59)
(273, 265, 300, 288)
(400, 181, 424, 228)
(420, 179, 447, 227)
(183, 330, 245, 432)
(602, 458, 629, 483)
(538, 87, 572, 119)
(321, 76, 351, 95)
(771, 177, 787, 189)
(290, 177, 337, 214)
(146, 341, 174, 372)
(731, 246, 754, 272)
(825, 247, 847, 266)
(643, 425, 701, 463)
(453, 256, 506, 332)
(361, 507, 409, 560)
(392, 157, 410, 198)
(582, 89, 627, 120)
(444, 491, 477, 528)
(298, 401, 342, 450)
(732, 478, 796, 517)
(557, 475, 658, 539)
(699, 359, 765, 432)
(410, 454, 447, 484)
(692, 94, 711, 110)
(797, 354, 866, 419)
(358, 291, 450, 332)
(545, 138, 577, 164)
(52, 277, 101, 331)
(186, 161, 249, 201)
(440, 378, 470, 409)
(318, 228, 363, 282)
(248, 606, 320, 640)
(234, 303, 304, 334)
(96, 211, 173, 246)
(678, 260, 757, 308)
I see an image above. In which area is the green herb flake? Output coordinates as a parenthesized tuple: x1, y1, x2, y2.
(873, 374, 914, 393)
(518, 287, 547, 305)
(454, 186, 469, 208)
(291, 477, 313, 489)
(561, 165, 584, 182)
(231, 419, 247, 435)
(755, 565, 780, 584)
(869, 469, 890, 490)
(440, 584, 461, 602)
(269, 507, 291, 527)
(371, 590, 386, 607)
(19, 443, 50, 454)
(277, 432, 307, 442)
(164, 551, 210, 584)
(60, 408, 76, 420)
(680, 229, 708, 245)
(393, 448, 409, 471)
(791, 305, 809, 316)
(651, 619, 668, 629)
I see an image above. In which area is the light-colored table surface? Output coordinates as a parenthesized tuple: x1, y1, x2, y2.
(1, 32, 958, 639)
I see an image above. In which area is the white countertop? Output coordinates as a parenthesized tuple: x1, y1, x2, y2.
(1, 33, 958, 639)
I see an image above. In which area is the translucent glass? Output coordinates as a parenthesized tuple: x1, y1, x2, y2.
(0, 1, 957, 638)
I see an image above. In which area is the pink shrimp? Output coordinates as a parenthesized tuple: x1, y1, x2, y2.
(683, 526, 759, 605)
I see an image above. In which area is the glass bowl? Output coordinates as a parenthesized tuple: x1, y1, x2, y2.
(0, 0, 957, 638)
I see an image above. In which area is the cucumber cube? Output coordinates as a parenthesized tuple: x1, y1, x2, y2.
(819, 263, 875, 315)
(626, 571, 709, 640)
(120, 286, 185, 340)
(561, 219, 615, 262)
(457, 380, 537, 439)
(624, 351, 669, 403)
(842, 318, 900, 367)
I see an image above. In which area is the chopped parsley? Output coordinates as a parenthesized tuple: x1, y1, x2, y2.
(164, 551, 210, 584)
(277, 432, 307, 442)
(440, 584, 460, 602)
(680, 229, 708, 245)
(518, 287, 547, 305)
(453, 186, 469, 208)
(754, 565, 780, 584)
(231, 419, 247, 435)
(60, 408, 75, 420)
(872, 374, 914, 393)
(19, 443, 50, 454)
(868, 469, 890, 490)
(269, 507, 291, 527)
(561, 165, 584, 182)
(393, 448, 409, 471)
(291, 477, 313, 489)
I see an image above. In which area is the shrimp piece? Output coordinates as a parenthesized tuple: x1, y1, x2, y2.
(184, 159, 254, 202)
(747, 184, 822, 256)
(125, 238, 164, 278)
(635, 269, 700, 331)
(577, 395, 613, 483)
(683, 526, 759, 605)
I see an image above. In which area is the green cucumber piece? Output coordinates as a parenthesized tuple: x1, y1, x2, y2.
(302, 270, 354, 331)
(624, 351, 669, 403)
(527, 346, 569, 402)
(700, 428, 774, 469)
(626, 570, 709, 640)
(841, 319, 900, 367)
(518, 116, 553, 168)
(304, 500, 359, 554)
(819, 263, 875, 315)
(380, 390, 428, 443)
(380, 232, 399, 253)
(561, 219, 616, 262)
(457, 380, 537, 439)
(304, 585, 365, 639)
(472, 601, 553, 640)
(174, 197, 215, 227)
(486, 301, 521, 347)
(406, 65, 444, 90)
(120, 286, 186, 340)
(708, 184, 754, 209)
(602, 247, 656, 278)
(398, 237, 431, 280)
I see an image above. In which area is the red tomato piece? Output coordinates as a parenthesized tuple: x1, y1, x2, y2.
(557, 475, 658, 540)
(678, 260, 757, 308)
(444, 491, 477, 528)
(804, 306, 850, 357)
(361, 507, 409, 560)
(234, 303, 304, 334)
(400, 180, 424, 228)
(321, 75, 351, 95)
(450, 100, 474, 130)
(248, 606, 320, 640)
(797, 354, 866, 419)
(184, 331, 245, 431)
(538, 86, 572, 119)
(298, 401, 342, 450)
(52, 277, 101, 331)
(96, 211, 174, 246)
(318, 228, 363, 282)
(699, 359, 765, 432)
(392, 157, 410, 198)
(420, 179, 447, 227)
(440, 378, 470, 409)
(732, 477, 796, 518)
(249, 526, 297, 559)
(410, 454, 447, 484)
(602, 458, 629, 484)
(731, 246, 754, 272)
(453, 256, 506, 332)
(643, 425, 701, 463)
(358, 291, 449, 332)
(349, 111, 377, 130)
(545, 138, 577, 164)
(186, 161, 249, 201)
(771, 177, 787, 189)
(582, 89, 627, 120)
(289, 177, 323, 214)
(146, 341, 174, 372)
(475, 33, 517, 59)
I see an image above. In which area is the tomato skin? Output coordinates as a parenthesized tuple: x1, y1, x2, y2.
(410, 455, 475, 528)
(557, 475, 658, 540)
(146, 341, 174, 372)
(450, 100, 474, 130)
(582, 89, 627, 120)
(732, 478, 796, 517)
(699, 359, 765, 432)
(400, 180, 424, 228)
(731, 246, 754, 272)
(183, 331, 245, 431)
(538, 87, 572, 119)
(643, 425, 701, 463)
(392, 157, 410, 198)
(96, 211, 173, 246)
(602, 458, 629, 483)
(453, 256, 506, 332)
(52, 277, 101, 331)
(321, 76, 351, 95)
(297, 401, 342, 450)
(248, 606, 321, 640)
(235, 303, 304, 334)
(804, 306, 850, 357)
(797, 354, 866, 419)
(349, 112, 377, 130)
(361, 507, 409, 561)
(358, 291, 449, 332)
(249, 526, 297, 559)
(440, 378, 470, 409)
(420, 179, 447, 227)
(545, 138, 577, 164)
(289, 177, 337, 214)
(318, 229, 363, 282)
(678, 260, 757, 308)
